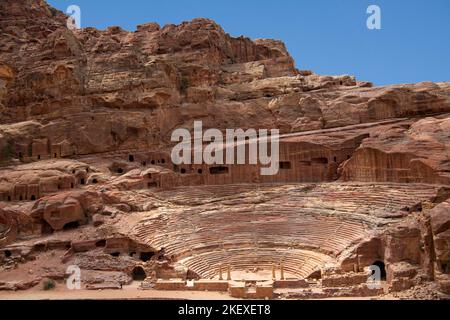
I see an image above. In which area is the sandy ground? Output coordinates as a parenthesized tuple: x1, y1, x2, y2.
(0, 281, 382, 300)
(0, 281, 238, 300)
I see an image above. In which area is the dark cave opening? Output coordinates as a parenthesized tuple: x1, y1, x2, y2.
(96, 240, 107, 247)
(139, 252, 155, 262)
(132, 266, 147, 281)
(373, 260, 387, 280)
(148, 182, 158, 188)
(279, 161, 292, 170)
(209, 166, 229, 175)
(63, 221, 80, 230)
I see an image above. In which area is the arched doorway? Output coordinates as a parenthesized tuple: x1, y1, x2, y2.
(132, 266, 147, 281)
(372, 260, 386, 280)
(442, 260, 450, 274)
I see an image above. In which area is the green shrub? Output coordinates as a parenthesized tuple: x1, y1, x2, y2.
(43, 279, 56, 291)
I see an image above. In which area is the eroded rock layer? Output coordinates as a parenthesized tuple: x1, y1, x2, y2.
(0, 0, 449, 299)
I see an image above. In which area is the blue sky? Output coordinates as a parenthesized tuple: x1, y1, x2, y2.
(47, 0, 450, 86)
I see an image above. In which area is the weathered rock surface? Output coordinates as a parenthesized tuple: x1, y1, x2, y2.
(341, 117, 450, 184)
(429, 201, 450, 274)
(0, 0, 449, 300)
(1, 0, 450, 168)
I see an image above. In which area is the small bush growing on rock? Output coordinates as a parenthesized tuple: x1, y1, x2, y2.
(43, 279, 56, 291)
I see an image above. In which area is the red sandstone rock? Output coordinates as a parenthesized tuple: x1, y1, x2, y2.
(30, 190, 103, 231)
(429, 201, 450, 274)
(341, 117, 450, 185)
(0, 0, 449, 300)
(0, 207, 33, 246)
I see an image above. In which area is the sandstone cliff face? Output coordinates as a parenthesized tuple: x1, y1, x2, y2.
(341, 117, 450, 184)
(430, 201, 450, 274)
(1, 0, 450, 168)
(0, 0, 449, 299)
(0, 207, 33, 246)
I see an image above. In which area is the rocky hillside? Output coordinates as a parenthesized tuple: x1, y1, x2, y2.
(0, 0, 449, 299)
(1, 0, 449, 161)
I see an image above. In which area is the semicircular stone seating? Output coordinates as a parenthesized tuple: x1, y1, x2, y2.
(131, 183, 440, 280)
(177, 248, 333, 280)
